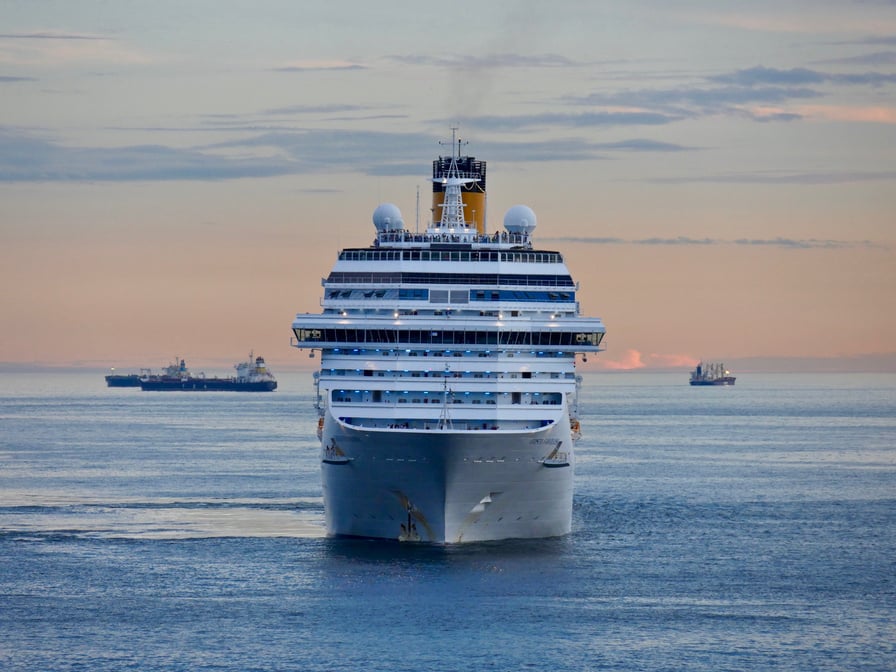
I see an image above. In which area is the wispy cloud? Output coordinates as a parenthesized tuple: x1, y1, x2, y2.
(649, 169, 896, 184)
(597, 348, 645, 371)
(731, 237, 878, 249)
(388, 53, 578, 69)
(0, 129, 298, 181)
(468, 110, 680, 131)
(560, 63, 896, 127)
(0, 124, 699, 182)
(0, 32, 105, 41)
(817, 51, 896, 66)
(711, 65, 896, 87)
(594, 139, 694, 152)
(271, 61, 366, 72)
(592, 349, 698, 371)
(542, 236, 884, 250)
(689, 8, 896, 35)
(566, 84, 821, 124)
(0, 30, 151, 65)
(261, 104, 369, 116)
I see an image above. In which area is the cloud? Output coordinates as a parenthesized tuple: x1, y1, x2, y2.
(689, 8, 896, 35)
(0, 127, 470, 182)
(0, 30, 151, 66)
(0, 32, 104, 41)
(794, 104, 896, 123)
(710, 66, 826, 86)
(598, 349, 646, 371)
(648, 353, 701, 368)
(711, 65, 896, 87)
(388, 53, 577, 69)
(813, 51, 896, 66)
(731, 237, 878, 249)
(567, 84, 822, 124)
(564, 63, 896, 127)
(0, 75, 36, 83)
(649, 168, 896, 184)
(0, 129, 299, 181)
(592, 139, 694, 152)
(271, 61, 366, 72)
(0, 123, 879, 185)
(592, 350, 719, 371)
(385, 51, 892, 131)
(194, 129, 693, 174)
(744, 109, 803, 122)
(261, 104, 369, 116)
(541, 236, 883, 250)
(635, 237, 715, 246)
(855, 36, 896, 47)
(468, 110, 680, 132)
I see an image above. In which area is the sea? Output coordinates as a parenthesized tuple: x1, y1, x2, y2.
(1, 371, 894, 671)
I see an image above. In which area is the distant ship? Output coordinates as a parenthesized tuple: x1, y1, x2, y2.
(104, 371, 142, 387)
(291, 131, 606, 543)
(689, 362, 736, 386)
(139, 354, 277, 391)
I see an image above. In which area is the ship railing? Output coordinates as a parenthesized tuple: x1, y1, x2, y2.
(375, 230, 531, 248)
(328, 396, 563, 407)
(335, 417, 558, 432)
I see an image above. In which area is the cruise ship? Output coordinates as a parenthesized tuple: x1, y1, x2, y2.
(291, 133, 606, 543)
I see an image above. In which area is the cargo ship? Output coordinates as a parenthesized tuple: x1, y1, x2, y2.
(139, 354, 277, 391)
(290, 131, 606, 543)
(689, 361, 736, 386)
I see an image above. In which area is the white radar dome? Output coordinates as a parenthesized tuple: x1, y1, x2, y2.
(503, 204, 537, 235)
(372, 203, 404, 232)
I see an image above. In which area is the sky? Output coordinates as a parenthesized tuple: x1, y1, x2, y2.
(1, 0, 895, 373)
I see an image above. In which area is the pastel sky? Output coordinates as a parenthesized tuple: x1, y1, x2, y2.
(2, 1, 895, 372)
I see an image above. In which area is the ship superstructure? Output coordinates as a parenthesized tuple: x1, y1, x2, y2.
(291, 132, 605, 542)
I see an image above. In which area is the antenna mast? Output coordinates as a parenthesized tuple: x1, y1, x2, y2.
(433, 127, 476, 231)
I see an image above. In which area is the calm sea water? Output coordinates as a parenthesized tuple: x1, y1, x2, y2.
(1, 371, 894, 671)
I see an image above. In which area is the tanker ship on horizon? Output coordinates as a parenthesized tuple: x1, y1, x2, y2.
(139, 354, 277, 392)
(291, 132, 606, 543)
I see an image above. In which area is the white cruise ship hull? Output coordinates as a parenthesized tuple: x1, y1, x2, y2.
(320, 412, 574, 543)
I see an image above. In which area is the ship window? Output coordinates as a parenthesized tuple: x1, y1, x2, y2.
(399, 288, 428, 300)
(575, 332, 604, 346)
(327, 271, 574, 287)
(304, 327, 599, 349)
(295, 328, 322, 341)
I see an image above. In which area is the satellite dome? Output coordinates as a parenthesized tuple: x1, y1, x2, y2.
(503, 204, 537, 235)
(372, 203, 404, 232)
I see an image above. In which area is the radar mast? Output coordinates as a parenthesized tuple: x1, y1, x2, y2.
(431, 127, 481, 234)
